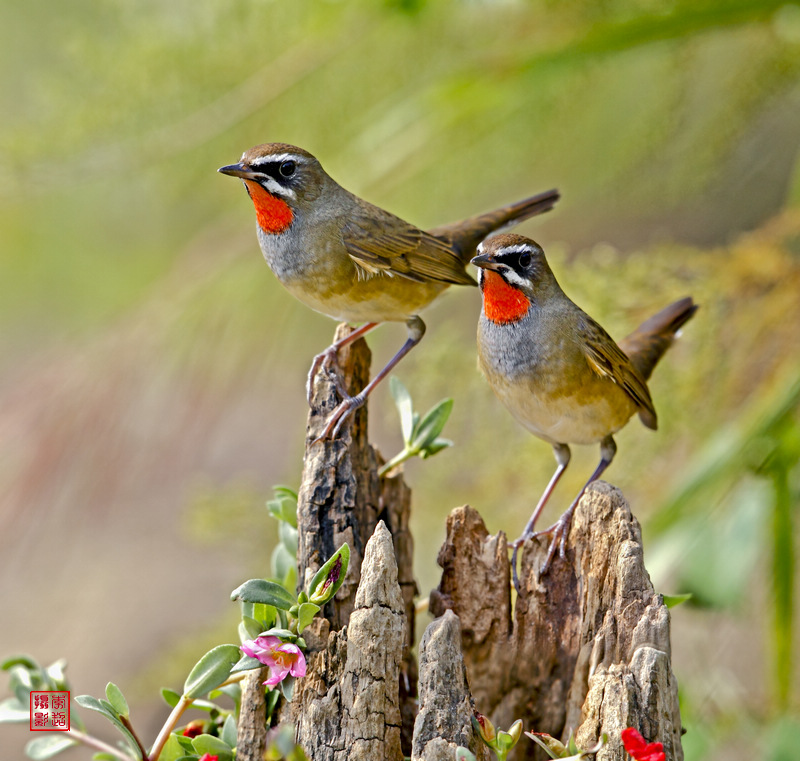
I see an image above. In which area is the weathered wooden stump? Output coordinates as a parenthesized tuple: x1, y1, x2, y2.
(432, 486, 683, 760)
(238, 323, 683, 761)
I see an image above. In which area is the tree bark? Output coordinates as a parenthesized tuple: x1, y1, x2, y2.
(291, 521, 406, 760)
(236, 667, 271, 761)
(432, 481, 683, 760)
(412, 610, 490, 761)
(293, 324, 418, 755)
(241, 323, 682, 761)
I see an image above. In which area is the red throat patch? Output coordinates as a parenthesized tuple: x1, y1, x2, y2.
(243, 179, 294, 234)
(482, 271, 530, 324)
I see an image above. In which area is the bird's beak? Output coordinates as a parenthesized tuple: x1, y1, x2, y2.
(218, 162, 261, 180)
(470, 253, 502, 272)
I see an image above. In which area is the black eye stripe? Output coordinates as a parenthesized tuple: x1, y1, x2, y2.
(495, 248, 536, 268)
(250, 159, 297, 182)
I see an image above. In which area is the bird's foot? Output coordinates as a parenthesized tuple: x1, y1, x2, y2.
(311, 391, 367, 444)
(306, 347, 348, 406)
(510, 509, 574, 590)
(530, 509, 574, 574)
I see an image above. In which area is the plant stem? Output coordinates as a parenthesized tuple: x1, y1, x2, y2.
(218, 671, 248, 688)
(148, 694, 192, 761)
(378, 448, 414, 477)
(120, 714, 150, 760)
(67, 728, 135, 761)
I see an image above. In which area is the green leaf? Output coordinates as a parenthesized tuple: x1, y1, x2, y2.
(209, 682, 242, 715)
(1, 655, 39, 671)
(252, 603, 278, 630)
(184, 696, 227, 713)
(74, 696, 142, 758)
(419, 438, 453, 458)
(8, 663, 38, 704)
(192, 733, 233, 760)
(265, 688, 280, 720)
(231, 654, 265, 674)
(273, 543, 298, 592)
(105, 682, 129, 718)
(279, 519, 299, 555)
(455, 748, 477, 761)
(161, 688, 181, 708)
(154, 733, 185, 761)
(663, 593, 693, 608)
(25, 735, 77, 760)
(91, 754, 118, 761)
(240, 615, 264, 641)
(411, 398, 453, 450)
(184, 645, 242, 699)
(390, 376, 415, 443)
(231, 579, 296, 610)
(280, 675, 296, 702)
(307, 543, 350, 604)
(260, 627, 294, 640)
(267, 487, 298, 528)
(526, 732, 568, 759)
(273, 485, 298, 501)
(221, 713, 238, 747)
(74, 694, 112, 717)
(296, 602, 321, 633)
(175, 735, 196, 751)
(0, 696, 30, 724)
(44, 660, 68, 690)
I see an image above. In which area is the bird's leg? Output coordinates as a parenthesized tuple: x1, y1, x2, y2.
(306, 322, 378, 405)
(511, 443, 570, 592)
(534, 435, 617, 574)
(313, 316, 426, 443)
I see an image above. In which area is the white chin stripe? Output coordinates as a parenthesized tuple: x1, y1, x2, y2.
(497, 267, 529, 289)
(257, 176, 296, 200)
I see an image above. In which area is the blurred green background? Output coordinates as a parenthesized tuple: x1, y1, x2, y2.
(2, 0, 800, 758)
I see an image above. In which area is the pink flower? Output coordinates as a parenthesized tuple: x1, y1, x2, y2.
(241, 636, 307, 687)
(621, 728, 665, 761)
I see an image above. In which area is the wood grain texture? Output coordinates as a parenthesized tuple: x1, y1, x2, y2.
(433, 482, 683, 760)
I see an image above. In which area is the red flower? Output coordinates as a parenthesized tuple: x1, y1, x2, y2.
(197, 755, 218, 761)
(621, 728, 665, 761)
(182, 720, 203, 738)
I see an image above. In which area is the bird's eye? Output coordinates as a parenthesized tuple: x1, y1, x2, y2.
(279, 160, 296, 178)
(518, 251, 532, 268)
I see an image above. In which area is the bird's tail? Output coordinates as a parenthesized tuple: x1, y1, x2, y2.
(619, 297, 699, 381)
(430, 188, 560, 264)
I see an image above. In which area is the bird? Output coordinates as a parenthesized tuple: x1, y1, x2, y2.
(218, 143, 559, 440)
(471, 233, 698, 583)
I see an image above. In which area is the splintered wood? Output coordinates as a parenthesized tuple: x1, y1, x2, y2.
(432, 483, 683, 761)
(238, 323, 682, 761)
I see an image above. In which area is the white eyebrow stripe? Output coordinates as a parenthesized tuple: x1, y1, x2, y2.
(249, 153, 307, 166)
(496, 244, 536, 256)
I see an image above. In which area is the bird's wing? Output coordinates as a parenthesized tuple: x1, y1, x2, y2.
(580, 315, 658, 429)
(342, 206, 476, 286)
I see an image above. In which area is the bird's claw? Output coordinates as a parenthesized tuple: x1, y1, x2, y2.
(307, 348, 345, 406)
(532, 514, 570, 574)
(311, 392, 367, 445)
(511, 512, 573, 591)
